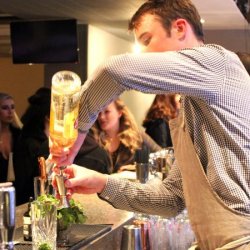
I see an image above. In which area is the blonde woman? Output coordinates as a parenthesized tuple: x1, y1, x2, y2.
(0, 92, 22, 182)
(92, 98, 161, 173)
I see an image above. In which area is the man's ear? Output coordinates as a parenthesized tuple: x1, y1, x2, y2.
(172, 19, 187, 40)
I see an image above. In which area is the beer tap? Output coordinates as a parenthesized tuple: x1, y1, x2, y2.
(54, 166, 70, 208)
(37, 157, 52, 199)
(38, 156, 69, 208)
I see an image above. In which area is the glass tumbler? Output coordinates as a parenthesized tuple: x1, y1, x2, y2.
(31, 201, 57, 250)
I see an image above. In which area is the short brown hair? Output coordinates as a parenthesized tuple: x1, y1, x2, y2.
(129, 0, 204, 41)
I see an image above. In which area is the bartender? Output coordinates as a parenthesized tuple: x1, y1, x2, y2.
(50, 0, 250, 249)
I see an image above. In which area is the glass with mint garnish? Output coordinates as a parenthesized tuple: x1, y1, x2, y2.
(34, 194, 87, 246)
(31, 198, 57, 250)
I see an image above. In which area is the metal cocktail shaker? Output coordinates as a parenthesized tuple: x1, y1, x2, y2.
(0, 182, 15, 250)
(121, 225, 142, 250)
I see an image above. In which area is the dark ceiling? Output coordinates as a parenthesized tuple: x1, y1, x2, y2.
(0, 0, 145, 41)
(0, 0, 249, 56)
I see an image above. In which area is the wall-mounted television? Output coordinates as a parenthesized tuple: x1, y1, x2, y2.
(10, 19, 79, 64)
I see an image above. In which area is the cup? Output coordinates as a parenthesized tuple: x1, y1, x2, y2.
(136, 163, 149, 184)
(31, 201, 57, 250)
(133, 219, 150, 250)
(121, 225, 142, 250)
(147, 210, 195, 249)
(0, 182, 15, 250)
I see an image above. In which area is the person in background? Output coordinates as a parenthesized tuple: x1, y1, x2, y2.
(15, 87, 51, 205)
(0, 92, 22, 184)
(91, 98, 161, 173)
(50, 0, 250, 248)
(143, 93, 181, 147)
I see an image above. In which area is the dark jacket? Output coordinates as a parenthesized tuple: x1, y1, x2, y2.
(15, 132, 111, 205)
(143, 118, 172, 148)
(14, 129, 48, 205)
(38, 133, 112, 175)
(74, 134, 111, 174)
(0, 125, 21, 183)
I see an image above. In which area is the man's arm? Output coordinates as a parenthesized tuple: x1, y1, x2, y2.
(63, 160, 185, 217)
(99, 160, 185, 217)
(77, 45, 225, 133)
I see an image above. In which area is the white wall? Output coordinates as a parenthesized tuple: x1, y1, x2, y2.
(87, 25, 132, 75)
(87, 25, 155, 126)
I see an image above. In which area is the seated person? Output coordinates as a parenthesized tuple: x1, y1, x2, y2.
(15, 87, 51, 205)
(0, 92, 22, 184)
(91, 98, 161, 173)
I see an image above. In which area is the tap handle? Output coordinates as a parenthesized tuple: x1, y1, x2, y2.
(55, 172, 70, 208)
(38, 157, 47, 180)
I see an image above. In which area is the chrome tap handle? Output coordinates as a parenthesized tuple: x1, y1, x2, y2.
(55, 168, 70, 208)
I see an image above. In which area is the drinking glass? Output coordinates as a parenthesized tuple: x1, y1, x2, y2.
(121, 225, 142, 250)
(135, 163, 149, 184)
(31, 201, 57, 250)
(147, 210, 195, 249)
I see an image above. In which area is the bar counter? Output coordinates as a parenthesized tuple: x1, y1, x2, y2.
(15, 193, 134, 249)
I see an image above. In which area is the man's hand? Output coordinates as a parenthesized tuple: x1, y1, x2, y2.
(63, 164, 108, 195)
(49, 132, 87, 167)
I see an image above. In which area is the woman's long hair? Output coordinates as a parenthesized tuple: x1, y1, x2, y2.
(143, 94, 180, 126)
(92, 98, 143, 154)
(0, 92, 22, 130)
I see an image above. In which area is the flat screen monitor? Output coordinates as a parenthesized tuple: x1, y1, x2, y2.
(10, 19, 79, 64)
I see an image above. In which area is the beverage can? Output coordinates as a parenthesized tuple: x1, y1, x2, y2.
(0, 182, 16, 249)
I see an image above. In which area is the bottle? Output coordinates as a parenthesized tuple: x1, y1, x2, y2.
(23, 197, 33, 241)
(49, 70, 81, 150)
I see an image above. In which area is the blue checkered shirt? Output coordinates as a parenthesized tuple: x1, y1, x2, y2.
(78, 44, 250, 216)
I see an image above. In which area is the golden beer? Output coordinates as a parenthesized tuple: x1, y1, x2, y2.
(49, 71, 81, 149)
